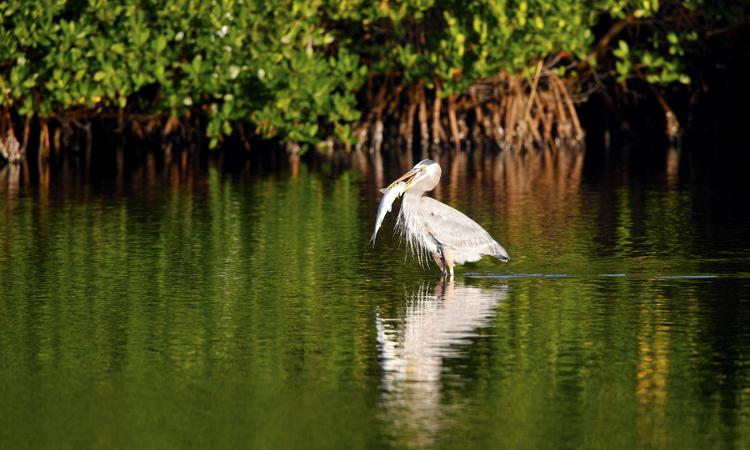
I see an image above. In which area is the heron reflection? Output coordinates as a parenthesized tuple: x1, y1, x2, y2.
(376, 280, 508, 446)
(371, 160, 510, 277)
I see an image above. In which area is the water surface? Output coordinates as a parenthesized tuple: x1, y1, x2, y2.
(1, 148, 750, 449)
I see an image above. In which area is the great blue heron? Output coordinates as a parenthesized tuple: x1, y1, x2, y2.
(381, 159, 509, 276)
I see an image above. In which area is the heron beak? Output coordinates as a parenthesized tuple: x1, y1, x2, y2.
(388, 167, 426, 189)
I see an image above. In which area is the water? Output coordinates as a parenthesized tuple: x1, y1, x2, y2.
(1, 148, 750, 449)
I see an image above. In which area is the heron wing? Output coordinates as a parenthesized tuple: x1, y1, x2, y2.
(420, 197, 509, 263)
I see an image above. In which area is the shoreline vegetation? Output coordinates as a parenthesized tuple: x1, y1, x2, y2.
(0, 0, 747, 164)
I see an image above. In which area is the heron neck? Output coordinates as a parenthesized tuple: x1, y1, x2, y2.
(403, 188, 426, 201)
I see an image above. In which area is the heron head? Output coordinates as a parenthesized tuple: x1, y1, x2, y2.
(388, 160, 441, 192)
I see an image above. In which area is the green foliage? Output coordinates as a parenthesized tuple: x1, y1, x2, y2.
(0, 0, 740, 149)
(608, 2, 699, 87)
(0, 0, 366, 151)
(330, 0, 597, 97)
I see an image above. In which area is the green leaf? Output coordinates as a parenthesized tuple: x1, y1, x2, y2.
(618, 40, 629, 55)
(155, 35, 166, 53)
(192, 56, 202, 74)
(615, 60, 631, 77)
(642, 52, 653, 67)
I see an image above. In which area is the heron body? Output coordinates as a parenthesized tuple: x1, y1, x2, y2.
(386, 159, 509, 276)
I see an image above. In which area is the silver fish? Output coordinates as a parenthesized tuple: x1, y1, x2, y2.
(370, 181, 406, 246)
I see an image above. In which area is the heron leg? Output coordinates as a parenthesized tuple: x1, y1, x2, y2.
(431, 253, 447, 275)
(443, 248, 455, 276)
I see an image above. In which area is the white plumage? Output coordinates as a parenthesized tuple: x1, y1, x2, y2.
(387, 159, 509, 276)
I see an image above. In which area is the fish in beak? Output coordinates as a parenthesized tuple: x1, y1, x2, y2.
(388, 166, 428, 191)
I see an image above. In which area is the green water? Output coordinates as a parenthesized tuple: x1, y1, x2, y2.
(1, 151, 750, 449)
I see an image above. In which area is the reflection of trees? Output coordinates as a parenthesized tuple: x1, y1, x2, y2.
(0, 162, 385, 449)
(4, 146, 750, 448)
(376, 281, 507, 448)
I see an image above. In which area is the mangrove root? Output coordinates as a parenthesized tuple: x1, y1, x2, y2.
(352, 65, 586, 154)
